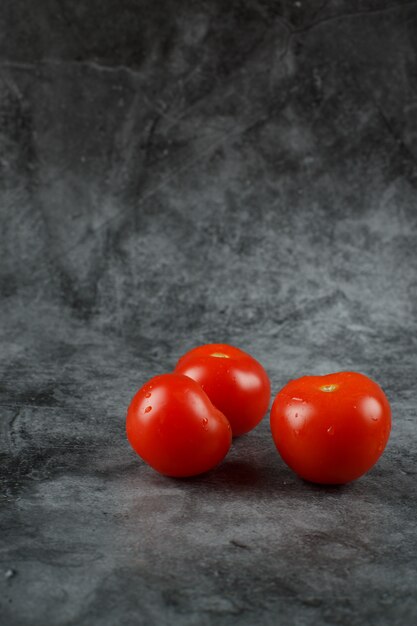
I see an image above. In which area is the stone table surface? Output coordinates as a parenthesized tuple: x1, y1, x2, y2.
(1, 1, 417, 624)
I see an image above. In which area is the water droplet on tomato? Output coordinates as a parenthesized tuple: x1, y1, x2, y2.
(295, 412, 299, 418)
(294, 429, 300, 436)
(144, 406, 152, 413)
(327, 426, 334, 435)
(202, 417, 208, 427)
(145, 392, 151, 398)
(371, 416, 378, 422)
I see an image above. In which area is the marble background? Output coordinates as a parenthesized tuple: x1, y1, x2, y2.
(1, 1, 417, 624)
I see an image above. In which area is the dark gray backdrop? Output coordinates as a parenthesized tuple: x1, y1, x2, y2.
(1, 1, 417, 624)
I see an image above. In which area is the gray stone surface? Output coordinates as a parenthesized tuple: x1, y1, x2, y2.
(1, 1, 417, 624)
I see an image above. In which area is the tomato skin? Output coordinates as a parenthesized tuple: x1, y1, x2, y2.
(174, 344, 271, 437)
(270, 372, 391, 484)
(126, 373, 231, 477)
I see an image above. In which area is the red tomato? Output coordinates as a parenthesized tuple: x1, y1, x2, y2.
(270, 371, 391, 484)
(126, 373, 232, 477)
(174, 344, 271, 436)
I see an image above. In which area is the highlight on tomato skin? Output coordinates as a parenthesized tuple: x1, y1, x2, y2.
(174, 343, 271, 437)
(269, 371, 392, 485)
(126, 373, 232, 477)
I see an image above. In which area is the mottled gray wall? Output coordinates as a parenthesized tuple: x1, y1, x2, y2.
(1, 2, 417, 625)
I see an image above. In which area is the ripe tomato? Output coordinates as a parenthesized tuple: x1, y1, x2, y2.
(126, 373, 232, 477)
(174, 344, 271, 436)
(270, 371, 391, 484)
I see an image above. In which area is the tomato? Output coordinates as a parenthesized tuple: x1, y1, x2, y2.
(174, 344, 271, 436)
(126, 373, 232, 477)
(270, 371, 391, 484)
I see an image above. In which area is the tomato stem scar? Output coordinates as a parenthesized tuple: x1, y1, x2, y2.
(320, 384, 338, 392)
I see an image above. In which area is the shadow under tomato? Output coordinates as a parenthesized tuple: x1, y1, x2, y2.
(209, 458, 273, 489)
(188, 456, 354, 497)
(300, 478, 351, 492)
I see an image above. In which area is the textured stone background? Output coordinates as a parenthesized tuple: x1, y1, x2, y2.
(1, 1, 417, 624)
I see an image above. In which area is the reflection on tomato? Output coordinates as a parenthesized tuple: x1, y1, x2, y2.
(174, 344, 271, 436)
(270, 371, 391, 484)
(126, 373, 232, 477)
